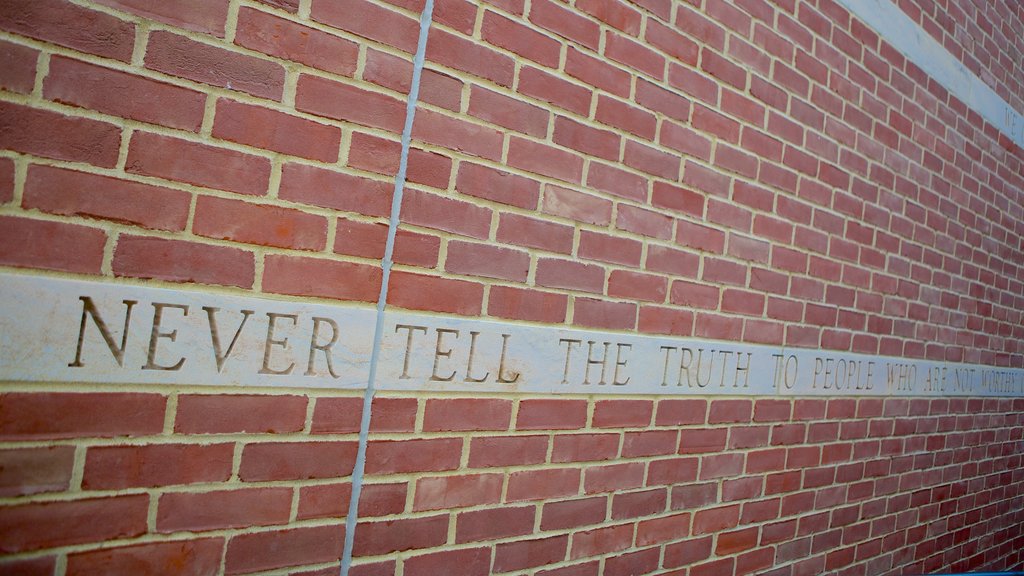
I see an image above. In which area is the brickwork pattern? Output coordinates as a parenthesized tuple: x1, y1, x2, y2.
(1, 0, 1024, 574)
(894, 0, 1024, 116)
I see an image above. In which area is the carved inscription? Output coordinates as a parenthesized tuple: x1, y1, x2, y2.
(3, 274, 1023, 397)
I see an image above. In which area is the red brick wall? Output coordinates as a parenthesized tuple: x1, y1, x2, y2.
(1, 0, 1023, 574)
(893, 0, 1024, 115)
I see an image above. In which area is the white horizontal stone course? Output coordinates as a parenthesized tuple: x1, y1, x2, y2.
(1, 274, 1022, 397)
(835, 0, 1024, 147)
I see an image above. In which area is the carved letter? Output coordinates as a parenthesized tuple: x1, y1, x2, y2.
(430, 328, 459, 382)
(395, 324, 427, 379)
(660, 346, 677, 386)
(143, 303, 188, 371)
(584, 341, 610, 385)
(204, 307, 253, 372)
(464, 331, 490, 383)
(497, 333, 519, 384)
(259, 313, 297, 375)
(612, 343, 631, 386)
(69, 297, 137, 368)
(306, 317, 340, 378)
(559, 339, 581, 384)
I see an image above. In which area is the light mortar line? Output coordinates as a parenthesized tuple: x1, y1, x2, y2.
(338, 0, 436, 574)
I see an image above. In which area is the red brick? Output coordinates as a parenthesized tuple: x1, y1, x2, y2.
(405, 547, 492, 576)
(580, 230, 643, 266)
(675, 219, 726, 253)
(427, 27, 514, 86)
(367, 139, 454, 193)
(494, 535, 569, 572)
(225, 525, 344, 574)
(388, 271, 483, 315)
(334, 219, 439, 267)
(84, 443, 232, 489)
(127, 131, 270, 195)
(175, 394, 307, 434)
(0, 446, 74, 497)
(593, 399, 653, 428)
(0, 0, 134, 61)
(96, 0, 228, 35)
(402, 188, 492, 239)
(648, 457, 699, 485)
(552, 433, 619, 463)
(0, 495, 147, 553)
(413, 473, 503, 510)
(679, 428, 728, 453)
(0, 216, 106, 274)
(488, 286, 568, 323)
(623, 430, 678, 457)
(617, 205, 674, 239)
(507, 137, 585, 183)
(24, 165, 188, 232)
(571, 523, 633, 559)
(482, 10, 560, 67)
(67, 538, 223, 576)
(755, 399, 793, 422)
(500, 212, 576, 252)
(637, 512, 691, 546)
(297, 74, 404, 133)
(294, 483, 355, 520)
(457, 506, 536, 543)
(530, 0, 600, 49)
(670, 279, 720, 309)
(553, 116, 621, 161)
(610, 268, 667, 301)
(45, 56, 205, 131)
(693, 504, 741, 535)
(469, 85, 549, 137)
(0, 158, 11, 204)
(584, 462, 644, 493)
(469, 435, 548, 467)
(638, 305, 694, 337)
(354, 514, 448, 556)
(313, 396, 412, 434)
(412, 108, 504, 161)
(446, 240, 530, 281)
(240, 441, 357, 481)
(279, 162, 392, 217)
(366, 438, 462, 474)
(710, 399, 753, 424)
(0, 39, 38, 94)
(671, 483, 718, 510)
(0, 557, 55, 576)
(664, 535, 713, 567)
(508, 468, 581, 501)
(623, 140, 682, 179)
(195, 195, 327, 250)
(457, 162, 540, 210)
(213, 99, 340, 161)
(542, 185, 614, 225)
(597, 95, 657, 139)
(0, 101, 120, 167)
(566, 46, 630, 98)
(605, 30, 664, 77)
(516, 399, 587, 430)
(423, 399, 512, 432)
(311, 0, 419, 53)
(574, 298, 638, 330)
(535, 257, 605, 293)
(114, 235, 255, 288)
(145, 31, 283, 99)
(263, 254, 381, 302)
(519, 65, 593, 115)
(170, 488, 298, 534)
(0, 392, 164, 440)
(612, 488, 667, 520)
(656, 399, 708, 426)
(235, 7, 358, 76)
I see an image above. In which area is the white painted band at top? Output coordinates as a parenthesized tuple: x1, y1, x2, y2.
(833, 0, 1024, 147)
(1, 273, 1021, 398)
